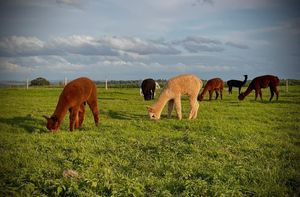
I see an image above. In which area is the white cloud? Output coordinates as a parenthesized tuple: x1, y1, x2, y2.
(48, 35, 119, 56)
(0, 36, 44, 56)
(0, 59, 22, 72)
(51, 35, 95, 46)
(98, 36, 180, 55)
(0, 35, 181, 57)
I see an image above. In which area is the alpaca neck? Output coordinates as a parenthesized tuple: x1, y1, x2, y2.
(52, 97, 69, 123)
(243, 84, 254, 97)
(200, 85, 209, 97)
(242, 76, 248, 85)
(152, 90, 170, 117)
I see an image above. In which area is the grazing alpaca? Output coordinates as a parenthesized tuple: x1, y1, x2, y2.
(155, 82, 161, 89)
(43, 77, 99, 132)
(141, 78, 156, 100)
(238, 75, 279, 101)
(198, 78, 224, 101)
(147, 74, 203, 120)
(227, 75, 248, 94)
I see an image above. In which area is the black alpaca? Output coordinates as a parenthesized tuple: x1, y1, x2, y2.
(141, 78, 156, 100)
(227, 75, 248, 94)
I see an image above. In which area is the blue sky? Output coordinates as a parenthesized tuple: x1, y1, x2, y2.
(0, 0, 299, 81)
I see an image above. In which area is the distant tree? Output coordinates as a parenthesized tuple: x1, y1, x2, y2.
(30, 77, 50, 86)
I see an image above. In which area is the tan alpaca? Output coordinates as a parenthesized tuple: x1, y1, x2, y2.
(147, 74, 203, 120)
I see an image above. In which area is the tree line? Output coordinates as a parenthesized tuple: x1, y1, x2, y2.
(1, 77, 300, 88)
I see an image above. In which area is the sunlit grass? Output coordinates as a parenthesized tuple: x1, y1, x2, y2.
(0, 86, 299, 196)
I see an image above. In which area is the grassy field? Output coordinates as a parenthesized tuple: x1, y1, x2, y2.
(0, 85, 299, 196)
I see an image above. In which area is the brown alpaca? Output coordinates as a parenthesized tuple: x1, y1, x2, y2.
(43, 77, 99, 132)
(238, 75, 279, 101)
(198, 78, 224, 101)
(147, 74, 203, 120)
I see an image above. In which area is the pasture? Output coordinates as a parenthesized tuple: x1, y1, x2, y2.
(0, 85, 299, 196)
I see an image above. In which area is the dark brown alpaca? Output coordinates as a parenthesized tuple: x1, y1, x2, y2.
(198, 78, 224, 101)
(238, 75, 279, 101)
(43, 77, 99, 132)
(141, 78, 156, 100)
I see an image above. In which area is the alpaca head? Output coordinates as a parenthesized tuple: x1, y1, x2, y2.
(143, 91, 153, 100)
(198, 94, 204, 101)
(43, 115, 60, 131)
(147, 106, 160, 120)
(238, 93, 245, 101)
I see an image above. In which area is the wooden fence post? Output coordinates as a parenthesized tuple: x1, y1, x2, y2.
(64, 77, 68, 86)
(105, 79, 108, 90)
(26, 78, 29, 90)
(286, 79, 288, 93)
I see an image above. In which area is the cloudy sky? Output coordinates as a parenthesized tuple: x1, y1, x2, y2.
(0, 0, 299, 81)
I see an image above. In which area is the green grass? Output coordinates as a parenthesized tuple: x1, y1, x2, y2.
(0, 86, 299, 196)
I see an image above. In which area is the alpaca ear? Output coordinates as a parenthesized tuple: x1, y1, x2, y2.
(43, 115, 50, 120)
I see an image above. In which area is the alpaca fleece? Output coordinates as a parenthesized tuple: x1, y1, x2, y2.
(147, 74, 203, 120)
(44, 77, 99, 132)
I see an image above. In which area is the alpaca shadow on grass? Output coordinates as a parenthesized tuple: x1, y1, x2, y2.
(199, 99, 220, 102)
(272, 100, 300, 104)
(106, 110, 147, 120)
(249, 100, 299, 104)
(0, 115, 46, 133)
(99, 97, 128, 101)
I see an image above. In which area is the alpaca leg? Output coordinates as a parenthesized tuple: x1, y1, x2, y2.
(254, 90, 258, 101)
(69, 107, 79, 131)
(188, 96, 199, 120)
(258, 89, 263, 101)
(69, 109, 73, 131)
(209, 90, 213, 100)
(174, 97, 182, 120)
(167, 99, 174, 118)
(215, 90, 219, 100)
(87, 93, 99, 126)
(269, 86, 275, 101)
(88, 100, 99, 125)
(140, 88, 143, 96)
(238, 87, 241, 94)
(228, 86, 232, 94)
(220, 89, 223, 100)
(193, 102, 199, 119)
(74, 112, 80, 129)
(270, 86, 279, 101)
(270, 91, 274, 101)
(78, 103, 85, 128)
(275, 87, 279, 101)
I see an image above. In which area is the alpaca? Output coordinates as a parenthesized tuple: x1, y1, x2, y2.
(198, 78, 224, 101)
(238, 75, 279, 101)
(141, 78, 156, 100)
(227, 75, 248, 94)
(43, 77, 99, 132)
(147, 74, 203, 120)
(155, 82, 161, 89)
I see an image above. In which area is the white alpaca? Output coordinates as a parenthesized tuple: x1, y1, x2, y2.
(147, 74, 203, 120)
(155, 82, 161, 89)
